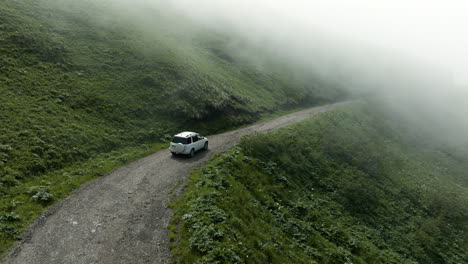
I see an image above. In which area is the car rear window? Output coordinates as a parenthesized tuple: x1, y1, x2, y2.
(172, 136, 190, 144)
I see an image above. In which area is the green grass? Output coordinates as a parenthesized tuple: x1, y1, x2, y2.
(170, 102, 468, 264)
(0, 0, 346, 256)
(0, 0, 343, 184)
(0, 141, 168, 256)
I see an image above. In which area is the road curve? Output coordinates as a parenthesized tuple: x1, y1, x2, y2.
(3, 102, 348, 264)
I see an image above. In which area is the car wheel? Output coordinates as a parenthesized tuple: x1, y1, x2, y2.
(171, 152, 176, 156)
(190, 148, 195, 157)
(204, 142, 208, 150)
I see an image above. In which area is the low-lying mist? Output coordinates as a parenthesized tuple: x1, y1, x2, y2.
(46, 0, 468, 152)
(174, 0, 468, 152)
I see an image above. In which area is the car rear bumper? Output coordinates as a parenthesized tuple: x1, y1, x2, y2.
(169, 149, 188, 155)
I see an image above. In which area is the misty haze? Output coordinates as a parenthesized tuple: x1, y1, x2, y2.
(0, 0, 467, 263)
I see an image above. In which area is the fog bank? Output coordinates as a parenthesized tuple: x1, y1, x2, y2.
(163, 0, 468, 146)
(45, 0, 468, 148)
(167, 0, 468, 87)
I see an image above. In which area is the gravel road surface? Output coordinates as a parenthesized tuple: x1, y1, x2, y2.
(3, 102, 348, 264)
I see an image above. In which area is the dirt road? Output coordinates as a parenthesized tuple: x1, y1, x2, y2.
(3, 102, 348, 264)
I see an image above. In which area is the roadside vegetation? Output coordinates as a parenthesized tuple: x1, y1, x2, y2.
(170, 102, 468, 263)
(0, 0, 347, 256)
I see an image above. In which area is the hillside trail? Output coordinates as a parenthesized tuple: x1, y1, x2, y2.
(3, 101, 349, 264)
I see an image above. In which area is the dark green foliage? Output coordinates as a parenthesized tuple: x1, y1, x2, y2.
(171, 103, 468, 264)
(0, 213, 20, 223)
(7, 32, 67, 63)
(27, 186, 54, 204)
(0, 225, 18, 239)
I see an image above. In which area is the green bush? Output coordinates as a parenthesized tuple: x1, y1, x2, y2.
(0, 225, 18, 238)
(0, 213, 20, 223)
(27, 186, 54, 204)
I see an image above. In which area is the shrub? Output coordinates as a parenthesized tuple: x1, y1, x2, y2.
(32, 190, 54, 203)
(27, 186, 54, 204)
(189, 224, 224, 253)
(0, 224, 18, 238)
(0, 213, 20, 222)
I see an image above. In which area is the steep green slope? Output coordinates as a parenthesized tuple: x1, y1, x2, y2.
(0, 0, 343, 180)
(171, 102, 468, 263)
(0, 0, 345, 255)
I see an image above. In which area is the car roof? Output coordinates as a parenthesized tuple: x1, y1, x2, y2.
(174, 131, 197, 138)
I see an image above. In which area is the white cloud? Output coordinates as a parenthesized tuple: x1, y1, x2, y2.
(168, 0, 468, 86)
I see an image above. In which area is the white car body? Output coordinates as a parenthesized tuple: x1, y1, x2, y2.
(169, 131, 208, 157)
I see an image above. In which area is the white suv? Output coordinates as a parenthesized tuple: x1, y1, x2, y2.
(169, 132, 208, 157)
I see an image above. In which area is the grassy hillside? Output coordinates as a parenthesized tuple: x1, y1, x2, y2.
(170, 102, 468, 263)
(0, 0, 345, 255)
